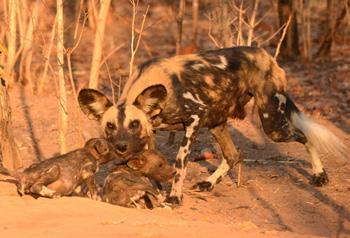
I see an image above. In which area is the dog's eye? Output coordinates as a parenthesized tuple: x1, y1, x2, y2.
(150, 115, 158, 120)
(129, 120, 140, 130)
(106, 122, 116, 130)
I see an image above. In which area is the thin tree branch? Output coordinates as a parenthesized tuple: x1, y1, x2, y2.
(129, 1, 150, 79)
(274, 15, 292, 59)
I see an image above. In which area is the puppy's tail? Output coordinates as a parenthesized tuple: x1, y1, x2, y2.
(287, 97, 348, 159)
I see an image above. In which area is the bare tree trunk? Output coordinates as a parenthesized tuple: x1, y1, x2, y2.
(316, 0, 347, 57)
(247, 0, 259, 46)
(0, 1, 6, 55)
(57, 0, 68, 154)
(300, 0, 312, 61)
(175, 0, 186, 55)
(222, 0, 232, 47)
(87, 0, 97, 30)
(2, 0, 8, 24)
(327, 0, 334, 30)
(19, 0, 40, 93)
(192, 0, 199, 45)
(89, 0, 111, 89)
(37, 14, 57, 94)
(16, 0, 26, 47)
(6, 0, 17, 84)
(278, 0, 300, 58)
(0, 82, 22, 169)
(305, 0, 312, 61)
(235, 1, 244, 46)
(0, 45, 22, 169)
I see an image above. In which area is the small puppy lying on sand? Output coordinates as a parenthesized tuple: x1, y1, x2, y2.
(0, 138, 122, 199)
(102, 149, 175, 208)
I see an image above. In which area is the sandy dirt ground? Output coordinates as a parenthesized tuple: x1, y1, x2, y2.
(0, 194, 322, 238)
(1, 82, 349, 237)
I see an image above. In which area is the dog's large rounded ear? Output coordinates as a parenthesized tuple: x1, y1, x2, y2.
(78, 89, 113, 121)
(133, 85, 167, 118)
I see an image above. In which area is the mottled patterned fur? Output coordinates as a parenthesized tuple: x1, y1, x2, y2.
(0, 138, 121, 199)
(79, 47, 346, 205)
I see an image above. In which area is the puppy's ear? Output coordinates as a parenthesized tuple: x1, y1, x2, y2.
(85, 138, 114, 164)
(85, 138, 110, 156)
(78, 89, 113, 121)
(93, 139, 110, 156)
(127, 157, 145, 170)
(133, 85, 167, 118)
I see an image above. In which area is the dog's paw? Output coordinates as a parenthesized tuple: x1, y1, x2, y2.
(192, 181, 214, 192)
(52, 193, 61, 199)
(310, 169, 329, 186)
(38, 186, 57, 198)
(87, 191, 101, 201)
(16, 189, 24, 197)
(164, 195, 182, 207)
(91, 193, 102, 201)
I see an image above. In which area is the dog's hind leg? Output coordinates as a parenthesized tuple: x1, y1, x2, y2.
(29, 165, 60, 198)
(193, 123, 240, 191)
(305, 142, 329, 186)
(258, 92, 346, 186)
(35, 186, 58, 198)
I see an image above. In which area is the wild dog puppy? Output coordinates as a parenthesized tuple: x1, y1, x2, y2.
(78, 46, 347, 205)
(0, 138, 121, 199)
(125, 149, 176, 183)
(101, 149, 175, 208)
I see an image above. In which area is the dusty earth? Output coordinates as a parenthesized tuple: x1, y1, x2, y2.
(1, 1, 350, 237)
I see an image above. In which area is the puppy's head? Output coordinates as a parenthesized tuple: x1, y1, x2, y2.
(78, 86, 167, 159)
(127, 150, 175, 182)
(84, 138, 125, 164)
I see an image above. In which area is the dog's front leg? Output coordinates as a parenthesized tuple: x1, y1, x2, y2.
(166, 115, 201, 205)
(193, 123, 240, 191)
(29, 165, 60, 198)
(148, 131, 157, 150)
(81, 163, 99, 200)
(84, 176, 100, 200)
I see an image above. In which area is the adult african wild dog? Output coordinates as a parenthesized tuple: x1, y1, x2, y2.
(78, 46, 347, 205)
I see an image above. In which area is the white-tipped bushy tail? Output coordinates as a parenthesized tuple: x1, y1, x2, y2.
(291, 112, 348, 160)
